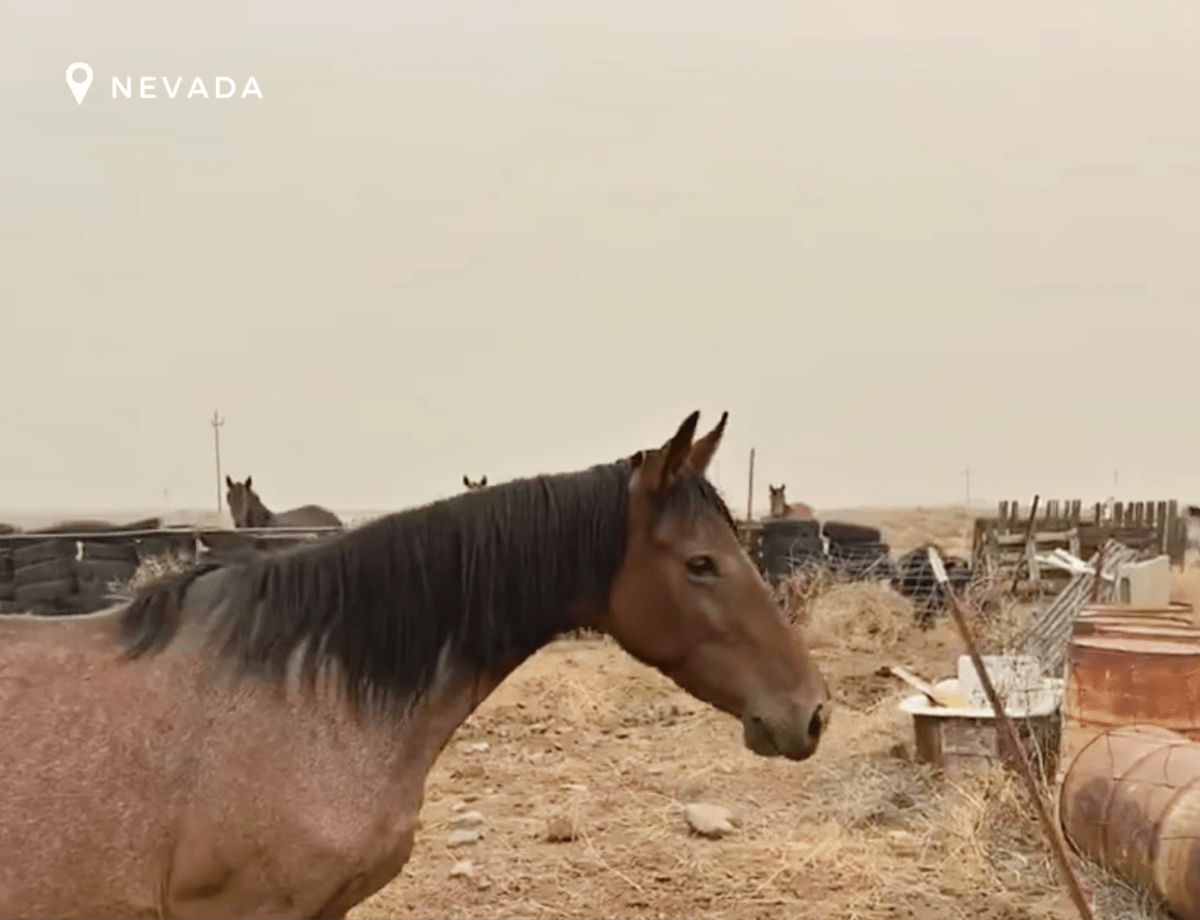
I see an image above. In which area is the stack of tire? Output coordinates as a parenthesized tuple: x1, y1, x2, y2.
(892, 545, 972, 627)
(758, 519, 825, 586)
(75, 539, 143, 611)
(10, 538, 83, 614)
(0, 545, 16, 613)
(822, 521, 892, 581)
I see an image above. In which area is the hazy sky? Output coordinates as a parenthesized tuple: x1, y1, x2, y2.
(4, 0, 1200, 516)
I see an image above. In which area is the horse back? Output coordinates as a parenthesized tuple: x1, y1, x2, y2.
(275, 505, 342, 528)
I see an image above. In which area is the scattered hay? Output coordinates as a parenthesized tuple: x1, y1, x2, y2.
(806, 581, 916, 653)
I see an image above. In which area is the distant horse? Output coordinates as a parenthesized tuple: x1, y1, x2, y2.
(768, 484, 815, 520)
(462, 474, 488, 490)
(225, 475, 343, 529)
(0, 411, 828, 919)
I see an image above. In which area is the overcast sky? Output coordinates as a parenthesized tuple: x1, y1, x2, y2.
(3, 0, 1200, 517)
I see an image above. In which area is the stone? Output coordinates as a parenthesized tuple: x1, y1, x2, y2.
(545, 816, 577, 842)
(447, 829, 482, 848)
(684, 803, 736, 839)
(451, 810, 485, 829)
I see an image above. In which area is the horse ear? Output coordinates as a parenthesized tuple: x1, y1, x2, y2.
(687, 411, 727, 474)
(245, 476, 252, 489)
(225, 475, 234, 488)
(463, 475, 470, 487)
(480, 475, 487, 486)
(640, 411, 700, 494)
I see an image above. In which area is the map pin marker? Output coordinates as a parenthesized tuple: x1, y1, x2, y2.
(66, 63, 93, 105)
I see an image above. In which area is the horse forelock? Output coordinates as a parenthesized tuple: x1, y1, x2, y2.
(116, 458, 735, 717)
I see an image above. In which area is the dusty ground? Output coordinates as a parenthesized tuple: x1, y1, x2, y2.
(348, 506, 1168, 920)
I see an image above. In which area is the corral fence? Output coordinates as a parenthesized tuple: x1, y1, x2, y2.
(971, 498, 1186, 595)
(0, 523, 342, 616)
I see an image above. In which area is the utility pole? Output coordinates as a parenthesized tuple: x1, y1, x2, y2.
(212, 409, 225, 513)
(746, 448, 756, 522)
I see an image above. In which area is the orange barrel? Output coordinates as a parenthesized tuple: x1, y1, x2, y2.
(1060, 603, 1200, 777)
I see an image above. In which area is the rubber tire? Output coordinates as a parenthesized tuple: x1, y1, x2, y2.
(80, 540, 140, 564)
(13, 539, 77, 568)
(761, 519, 822, 540)
(821, 522, 883, 545)
(75, 558, 138, 587)
(15, 577, 77, 605)
(761, 535, 826, 581)
(15, 557, 77, 587)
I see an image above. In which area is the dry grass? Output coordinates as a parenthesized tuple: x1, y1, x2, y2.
(805, 581, 917, 653)
(344, 504, 1172, 919)
(43, 506, 1167, 919)
(110, 550, 194, 599)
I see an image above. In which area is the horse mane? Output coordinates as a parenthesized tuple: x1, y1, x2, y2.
(119, 459, 735, 715)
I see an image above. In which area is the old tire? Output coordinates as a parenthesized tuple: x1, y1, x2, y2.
(15, 577, 77, 605)
(15, 557, 77, 587)
(761, 519, 822, 540)
(75, 558, 139, 588)
(80, 540, 140, 564)
(13, 539, 77, 568)
(822, 522, 882, 545)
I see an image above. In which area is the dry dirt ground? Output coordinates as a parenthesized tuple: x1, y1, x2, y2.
(348, 506, 1168, 920)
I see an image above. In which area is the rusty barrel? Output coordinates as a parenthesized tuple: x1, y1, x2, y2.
(1061, 603, 1200, 775)
(1060, 724, 1200, 919)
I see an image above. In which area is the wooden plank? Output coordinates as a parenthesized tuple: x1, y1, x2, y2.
(1114, 502, 1124, 526)
(1025, 534, 1040, 584)
(1094, 502, 1103, 526)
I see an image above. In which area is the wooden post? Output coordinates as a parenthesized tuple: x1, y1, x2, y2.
(746, 448, 755, 523)
(1010, 495, 1041, 594)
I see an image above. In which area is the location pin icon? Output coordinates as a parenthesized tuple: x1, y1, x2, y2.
(66, 63, 93, 105)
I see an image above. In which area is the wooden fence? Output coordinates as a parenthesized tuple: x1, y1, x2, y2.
(971, 499, 1185, 594)
(0, 524, 342, 616)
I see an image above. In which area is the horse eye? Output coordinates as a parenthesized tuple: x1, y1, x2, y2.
(686, 555, 718, 579)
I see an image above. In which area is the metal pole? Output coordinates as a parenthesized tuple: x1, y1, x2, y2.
(746, 448, 755, 522)
(212, 410, 225, 513)
(927, 547, 1095, 920)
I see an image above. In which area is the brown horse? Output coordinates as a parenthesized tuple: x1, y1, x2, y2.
(768, 483, 815, 520)
(225, 475, 343, 529)
(0, 411, 828, 919)
(462, 474, 488, 490)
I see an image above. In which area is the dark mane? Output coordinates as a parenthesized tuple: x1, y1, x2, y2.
(118, 459, 735, 714)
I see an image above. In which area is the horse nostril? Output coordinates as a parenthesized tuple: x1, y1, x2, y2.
(808, 704, 824, 742)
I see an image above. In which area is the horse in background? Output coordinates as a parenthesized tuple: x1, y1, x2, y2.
(0, 410, 828, 919)
(768, 483, 815, 520)
(462, 475, 488, 490)
(225, 475, 343, 529)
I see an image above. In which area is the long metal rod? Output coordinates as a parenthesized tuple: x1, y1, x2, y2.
(927, 546, 1094, 920)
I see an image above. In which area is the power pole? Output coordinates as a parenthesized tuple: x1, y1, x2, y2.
(746, 448, 755, 522)
(964, 466, 971, 506)
(212, 410, 225, 512)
